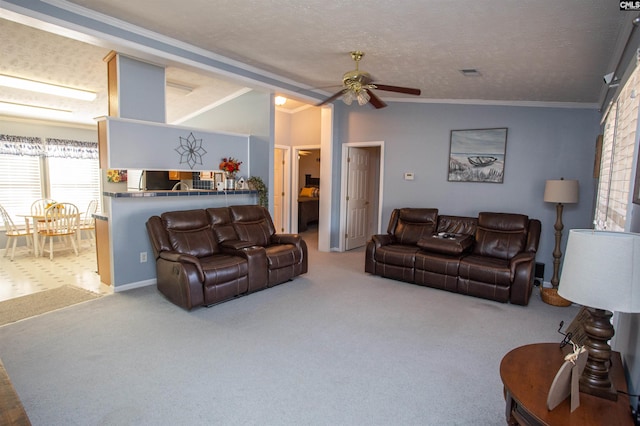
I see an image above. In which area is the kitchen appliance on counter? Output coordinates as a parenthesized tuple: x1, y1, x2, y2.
(130, 170, 181, 191)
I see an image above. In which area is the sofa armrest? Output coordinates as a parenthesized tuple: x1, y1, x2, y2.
(271, 233, 301, 246)
(371, 234, 393, 248)
(159, 251, 205, 282)
(271, 234, 309, 275)
(221, 240, 256, 250)
(509, 252, 535, 279)
(509, 252, 536, 305)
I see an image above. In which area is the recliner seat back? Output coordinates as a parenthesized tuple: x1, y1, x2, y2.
(387, 208, 438, 245)
(206, 207, 238, 243)
(229, 205, 276, 247)
(161, 209, 220, 258)
(473, 212, 528, 260)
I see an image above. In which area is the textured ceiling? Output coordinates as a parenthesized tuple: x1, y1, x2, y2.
(0, 1, 631, 125)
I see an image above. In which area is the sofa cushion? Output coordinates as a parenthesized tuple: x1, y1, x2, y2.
(206, 207, 238, 243)
(473, 212, 528, 260)
(234, 221, 272, 246)
(374, 244, 420, 268)
(392, 208, 438, 245)
(459, 254, 511, 286)
(162, 210, 219, 257)
(265, 244, 303, 268)
(415, 251, 461, 275)
(229, 205, 276, 246)
(436, 215, 477, 235)
(199, 254, 249, 285)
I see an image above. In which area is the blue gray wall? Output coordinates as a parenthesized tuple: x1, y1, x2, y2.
(181, 90, 274, 205)
(332, 102, 601, 282)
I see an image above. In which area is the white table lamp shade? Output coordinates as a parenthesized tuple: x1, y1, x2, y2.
(558, 230, 640, 313)
(544, 179, 579, 204)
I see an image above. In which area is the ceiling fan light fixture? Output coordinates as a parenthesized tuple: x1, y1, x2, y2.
(343, 90, 356, 105)
(0, 74, 96, 101)
(357, 90, 370, 106)
(316, 50, 421, 109)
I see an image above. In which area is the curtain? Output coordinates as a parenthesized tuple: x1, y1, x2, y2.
(594, 65, 640, 231)
(45, 138, 98, 159)
(0, 134, 44, 156)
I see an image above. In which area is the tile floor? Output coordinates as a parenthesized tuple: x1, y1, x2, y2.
(0, 239, 112, 302)
(1, 227, 319, 303)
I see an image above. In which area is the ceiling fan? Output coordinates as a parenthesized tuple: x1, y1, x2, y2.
(316, 51, 421, 109)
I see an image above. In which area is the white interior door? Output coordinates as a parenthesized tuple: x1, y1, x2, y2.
(345, 146, 371, 250)
(274, 148, 285, 232)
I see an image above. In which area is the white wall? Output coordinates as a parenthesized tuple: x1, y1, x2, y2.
(290, 107, 321, 146)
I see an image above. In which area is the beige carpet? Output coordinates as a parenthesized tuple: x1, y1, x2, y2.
(0, 285, 102, 326)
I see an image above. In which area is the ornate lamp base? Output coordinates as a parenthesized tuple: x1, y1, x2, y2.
(580, 308, 618, 401)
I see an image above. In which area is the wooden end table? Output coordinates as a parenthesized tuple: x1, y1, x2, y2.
(500, 343, 633, 425)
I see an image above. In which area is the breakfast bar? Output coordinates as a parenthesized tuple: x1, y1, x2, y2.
(97, 188, 258, 290)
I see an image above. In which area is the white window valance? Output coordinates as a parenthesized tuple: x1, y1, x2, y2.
(0, 135, 98, 159)
(45, 138, 98, 160)
(0, 134, 44, 156)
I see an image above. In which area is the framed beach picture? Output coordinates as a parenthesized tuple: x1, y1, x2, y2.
(448, 128, 508, 183)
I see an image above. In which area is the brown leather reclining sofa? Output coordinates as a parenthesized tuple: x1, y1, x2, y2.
(365, 208, 541, 305)
(146, 205, 308, 310)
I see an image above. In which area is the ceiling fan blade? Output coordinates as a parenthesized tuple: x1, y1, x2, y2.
(366, 89, 387, 109)
(374, 84, 421, 96)
(315, 89, 348, 106)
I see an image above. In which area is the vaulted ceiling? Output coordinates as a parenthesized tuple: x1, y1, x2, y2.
(0, 1, 632, 125)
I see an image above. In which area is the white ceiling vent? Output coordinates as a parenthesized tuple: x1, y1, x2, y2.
(460, 69, 482, 77)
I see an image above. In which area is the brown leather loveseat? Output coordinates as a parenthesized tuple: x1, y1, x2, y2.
(365, 208, 541, 305)
(146, 205, 308, 310)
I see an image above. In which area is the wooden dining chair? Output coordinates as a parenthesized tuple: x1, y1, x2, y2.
(31, 198, 56, 215)
(77, 199, 98, 246)
(38, 202, 79, 260)
(31, 198, 56, 232)
(0, 204, 33, 260)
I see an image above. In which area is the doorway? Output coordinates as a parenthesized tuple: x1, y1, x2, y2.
(273, 146, 290, 233)
(339, 142, 383, 251)
(292, 145, 321, 235)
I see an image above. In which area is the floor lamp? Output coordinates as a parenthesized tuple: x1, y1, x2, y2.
(558, 230, 640, 400)
(542, 178, 578, 306)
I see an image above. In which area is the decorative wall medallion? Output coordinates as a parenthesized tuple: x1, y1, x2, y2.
(175, 132, 206, 169)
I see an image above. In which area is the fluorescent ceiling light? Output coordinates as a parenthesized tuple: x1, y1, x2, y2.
(0, 74, 96, 101)
(167, 80, 194, 94)
(0, 101, 73, 120)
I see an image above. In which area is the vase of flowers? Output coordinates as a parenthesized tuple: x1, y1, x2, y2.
(219, 157, 242, 190)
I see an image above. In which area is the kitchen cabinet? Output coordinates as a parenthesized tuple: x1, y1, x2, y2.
(95, 216, 111, 286)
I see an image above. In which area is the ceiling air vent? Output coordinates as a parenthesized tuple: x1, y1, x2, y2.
(460, 69, 482, 77)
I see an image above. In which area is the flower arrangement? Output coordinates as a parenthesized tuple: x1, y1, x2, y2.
(219, 157, 242, 178)
(107, 169, 127, 183)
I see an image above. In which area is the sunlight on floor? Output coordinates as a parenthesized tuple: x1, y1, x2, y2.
(0, 239, 112, 302)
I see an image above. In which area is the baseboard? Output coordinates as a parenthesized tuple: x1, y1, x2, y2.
(114, 279, 156, 292)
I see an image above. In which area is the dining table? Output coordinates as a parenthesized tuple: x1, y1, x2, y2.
(17, 210, 81, 257)
(17, 213, 45, 257)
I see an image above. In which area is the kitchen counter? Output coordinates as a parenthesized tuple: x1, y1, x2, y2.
(103, 189, 257, 198)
